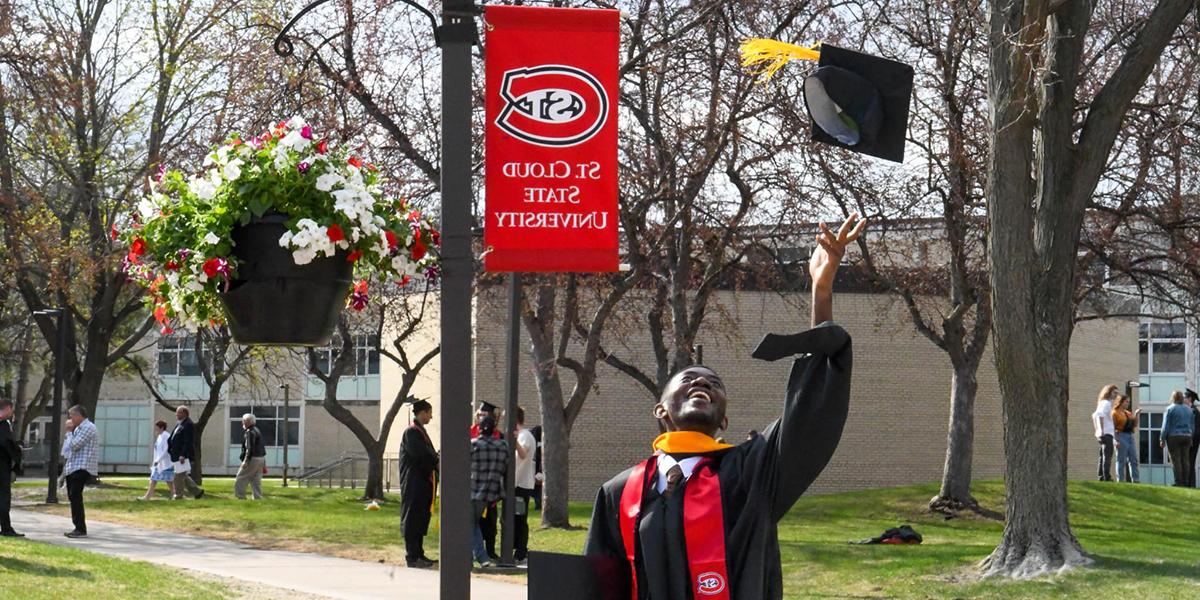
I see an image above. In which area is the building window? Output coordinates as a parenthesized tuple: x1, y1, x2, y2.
(310, 334, 380, 376)
(158, 335, 203, 377)
(230, 405, 300, 449)
(1138, 322, 1187, 375)
(1138, 411, 1166, 465)
(96, 404, 152, 465)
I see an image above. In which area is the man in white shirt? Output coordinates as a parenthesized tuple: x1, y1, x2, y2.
(1092, 387, 1116, 482)
(512, 406, 537, 564)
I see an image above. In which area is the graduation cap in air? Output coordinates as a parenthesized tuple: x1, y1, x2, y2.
(741, 40, 914, 163)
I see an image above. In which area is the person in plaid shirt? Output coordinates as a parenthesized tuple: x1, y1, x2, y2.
(61, 404, 99, 538)
(470, 415, 508, 567)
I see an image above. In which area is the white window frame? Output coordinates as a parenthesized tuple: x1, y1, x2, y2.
(1139, 322, 1187, 375)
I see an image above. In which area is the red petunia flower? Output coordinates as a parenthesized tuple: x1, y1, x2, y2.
(347, 156, 363, 169)
(430, 230, 440, 246)
(354, 280, 369, 294)
(408, 209, 421, 221)
(202, 257, 230, 279)
(385, 230, 398, 250)
(327, 223, 345, 243)
(110, 223, 119, 241)
(153, 306, 168, 324)
(346, 249, 362, 263)
(316, 139, 328, 154)
(397, 275, 412, 287)
(165, 260, 181, 271)
(411, 239, 427, 261)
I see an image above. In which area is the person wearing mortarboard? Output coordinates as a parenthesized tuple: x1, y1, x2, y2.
(400, 398, 438, 568)
(583, 213, 866, 600)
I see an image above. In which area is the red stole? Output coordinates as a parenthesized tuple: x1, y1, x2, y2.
(618, 454, 731, 599)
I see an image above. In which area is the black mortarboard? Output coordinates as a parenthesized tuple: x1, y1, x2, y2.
(478, 401, 499, 414)
(741, 39, 913, 163)
(802, 44, 913, 163)
(528, 551, 628, 600)
(1186, 388, 1198, 401)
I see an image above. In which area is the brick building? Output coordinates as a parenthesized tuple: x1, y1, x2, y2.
(467, 288, 1137, 501)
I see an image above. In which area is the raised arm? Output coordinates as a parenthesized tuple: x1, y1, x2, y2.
(808, 213, 867, 326)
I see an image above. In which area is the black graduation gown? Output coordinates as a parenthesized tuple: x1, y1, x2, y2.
(584, 322, 853, 600)
(399, 423, 438, 537)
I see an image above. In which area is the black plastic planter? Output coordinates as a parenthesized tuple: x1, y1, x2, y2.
(218, 212, 352, 346)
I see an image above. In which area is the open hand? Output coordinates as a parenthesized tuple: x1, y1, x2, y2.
(809, 213, 868, 291)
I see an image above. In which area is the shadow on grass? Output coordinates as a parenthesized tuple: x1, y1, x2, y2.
(0, 556, 95, 580)
(1090, 556, 1200, 581)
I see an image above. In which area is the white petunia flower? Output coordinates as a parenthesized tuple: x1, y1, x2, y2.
(279, 130, 310, 152)
(137, 196, 159, 220)
(315, 173, 343, 192)
(293, 248, 317, 265)
(278, 232, 293, 248)
(223, 159, 243, 181)
(189, 176, 217, 200)
(203, 232, 221, 246)
(286, 116, 306, 130)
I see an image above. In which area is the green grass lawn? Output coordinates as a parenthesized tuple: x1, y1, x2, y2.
(15, 477, 1200, 598)
(0, 537, 236, 599)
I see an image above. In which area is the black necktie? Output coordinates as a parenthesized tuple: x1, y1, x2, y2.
(663, 464, 684, 498)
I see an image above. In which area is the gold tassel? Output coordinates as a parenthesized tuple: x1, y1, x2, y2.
(739, 38, 821, 82)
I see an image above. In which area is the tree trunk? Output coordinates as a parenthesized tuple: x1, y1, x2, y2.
(981, 335, 1088, 577)
(364, 448, 385, 500)
(540, 398, 571, 528)
(930, 364, 980, 512)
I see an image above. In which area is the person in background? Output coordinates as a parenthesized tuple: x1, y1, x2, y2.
(530, 424, 543, 511)
(400, 399, 438, 568)
(512, 407, 537, 564)
(234, 413, 266, 500)
(1110, 394, 1139, 483)
(0, 398, 25, 537)
(62, 404, 98, 538)
(470, 415, 507, 568)
(139, 420, 174, 500)
(1186, 389, 1200, 488)
(167, 405, 204, 500)
(1092, 385, 1116, 481)
(472, 401, 501, 560)
(1160, 390, 1195, 487)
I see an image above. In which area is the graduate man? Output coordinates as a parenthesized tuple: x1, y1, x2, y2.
(584, 213, 866, 600)
(400, 399, 439, 568)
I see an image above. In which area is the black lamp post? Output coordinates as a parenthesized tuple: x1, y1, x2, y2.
(274, 3, 478, 597)
(33, 308, 70, 505)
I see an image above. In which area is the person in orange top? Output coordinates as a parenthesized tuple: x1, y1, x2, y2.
(1111, 394, 1140, 483)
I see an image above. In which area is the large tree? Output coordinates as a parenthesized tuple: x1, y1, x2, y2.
(982, 0, 1194, 577)
(307, 287, 440, 501)
(0, 0, 249, 417)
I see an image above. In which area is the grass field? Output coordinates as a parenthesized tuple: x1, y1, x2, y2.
(15, 477, 1200, 598)
(0, 537, 237, 599)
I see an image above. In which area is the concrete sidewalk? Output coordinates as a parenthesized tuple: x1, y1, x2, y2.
(11, 510, 526, 600)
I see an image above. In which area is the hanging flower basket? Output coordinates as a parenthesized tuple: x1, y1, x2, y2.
(120, 117, 439, 346)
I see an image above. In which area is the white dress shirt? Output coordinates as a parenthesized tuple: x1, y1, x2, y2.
(655, 453, 703, 494)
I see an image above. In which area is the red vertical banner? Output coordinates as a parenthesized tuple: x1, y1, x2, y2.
(484, 6, 620, 272)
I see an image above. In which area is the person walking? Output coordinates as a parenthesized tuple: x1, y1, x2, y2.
(62, 405, 98, 538)
(1160, 390, 1195, 487)
(0, 398, 25, 537)
(139, 420, 174, 500)
(511, 407, 537, 564)
(400, 399, 438, 568)
(1186, 389, 1200, 488)
(472, 401, 501, 560)
(234, 413, 267, 500)
(1111, 394, 1140, 483)
(1092, 385, 1116, 481)
(470, 415, 507, 568)
(167, 406, 204, 499)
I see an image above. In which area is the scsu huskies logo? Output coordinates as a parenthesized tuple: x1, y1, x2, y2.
(696, 572, 726, 596)
(496, 64, 609, 147)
